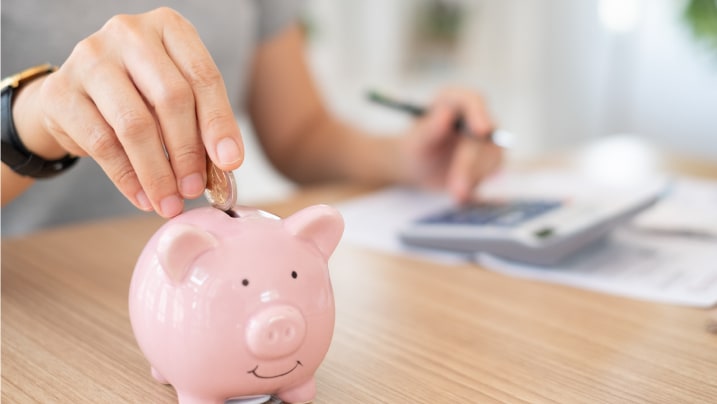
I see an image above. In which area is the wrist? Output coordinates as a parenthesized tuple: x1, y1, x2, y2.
(374, 135, 407, 184)
(345, 132, 405, 186)
(12, 75, 67, 160)
(2, 64, 79, 178)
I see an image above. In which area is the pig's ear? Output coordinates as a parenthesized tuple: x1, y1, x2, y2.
(157, 223, 218, 284)
(284, 204, 344, 259)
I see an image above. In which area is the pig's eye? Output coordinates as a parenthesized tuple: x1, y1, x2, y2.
(291, 270, 298, 279)
(242, 278, 249, 287)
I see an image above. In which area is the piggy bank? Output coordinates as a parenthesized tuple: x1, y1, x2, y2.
(129, 205, 344, 404)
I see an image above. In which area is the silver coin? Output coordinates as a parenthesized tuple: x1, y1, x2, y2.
(204, 160, 237, 212)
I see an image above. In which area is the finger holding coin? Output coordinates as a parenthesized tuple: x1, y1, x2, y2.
(204, 159, 237, 213)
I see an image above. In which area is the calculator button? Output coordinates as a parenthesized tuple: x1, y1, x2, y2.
(419, 200, 562, 227)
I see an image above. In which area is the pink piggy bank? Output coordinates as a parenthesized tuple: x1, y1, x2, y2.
(129, 205, 344, 404)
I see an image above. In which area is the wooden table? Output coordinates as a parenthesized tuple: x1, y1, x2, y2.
(3, 170, 717, 403)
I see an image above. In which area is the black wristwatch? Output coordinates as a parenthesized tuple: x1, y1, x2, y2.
(1, 64, 79, 178)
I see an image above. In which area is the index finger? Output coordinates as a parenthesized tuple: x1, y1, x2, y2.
(154, 8, 244, 171)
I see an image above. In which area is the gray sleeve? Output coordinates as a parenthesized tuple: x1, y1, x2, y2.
(255, 0, 305, 41)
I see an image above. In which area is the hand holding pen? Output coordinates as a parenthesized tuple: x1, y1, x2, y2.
(368, 88, 506, 203)
(368, 90, 514, 148)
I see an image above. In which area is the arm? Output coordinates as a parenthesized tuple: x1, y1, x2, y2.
(1, 166, 36, 206)
(1, 74, 55, 205)
(247, 25, 503, 202)
(247, 24, 400, 187)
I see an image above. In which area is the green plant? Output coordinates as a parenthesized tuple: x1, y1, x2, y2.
(683, 0, 717, 54)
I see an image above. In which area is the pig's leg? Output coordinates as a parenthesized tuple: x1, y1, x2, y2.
(275, 377, 316, 403)
(151, 366, 169, 384)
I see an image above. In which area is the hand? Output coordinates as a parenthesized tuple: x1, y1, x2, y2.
(18, 7, 244, 217)
(396, 87, 503, 203)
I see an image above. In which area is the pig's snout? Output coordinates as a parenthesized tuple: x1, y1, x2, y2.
(246, 305, 306, 359)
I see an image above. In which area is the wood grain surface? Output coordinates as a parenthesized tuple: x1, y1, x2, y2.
(3, 172, 717, 403)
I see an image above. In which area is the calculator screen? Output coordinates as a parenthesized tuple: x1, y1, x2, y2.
(416, 200, 563, 228)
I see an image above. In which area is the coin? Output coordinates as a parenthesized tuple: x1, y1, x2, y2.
(204, 159, 237, 212)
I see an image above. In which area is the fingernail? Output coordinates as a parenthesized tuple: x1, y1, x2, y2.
(159, 194, 183, 217)
(216, 137, 241, 166)
(135, 190, 152, 211)
(180, 172, 204, 198)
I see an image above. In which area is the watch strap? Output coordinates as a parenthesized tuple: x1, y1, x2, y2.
(1, 65, 79, 178)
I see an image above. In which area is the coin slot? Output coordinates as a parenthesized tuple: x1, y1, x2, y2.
(225, 209, 239, 218)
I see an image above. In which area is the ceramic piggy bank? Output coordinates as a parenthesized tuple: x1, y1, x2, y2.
(129, 205, 344, 404)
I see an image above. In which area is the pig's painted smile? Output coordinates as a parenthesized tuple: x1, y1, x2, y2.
(248, 360, 303, 379)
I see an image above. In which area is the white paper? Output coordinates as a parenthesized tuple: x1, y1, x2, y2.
(477, 229, 717, 307)
(632, 176, 717, 238)
(336, 172, 717, 307)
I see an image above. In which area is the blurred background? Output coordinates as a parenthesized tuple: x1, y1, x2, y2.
(237, 0, 717, 203)
(3, 0, 714, 238)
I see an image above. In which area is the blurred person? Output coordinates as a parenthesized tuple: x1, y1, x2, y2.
(1, 0, 502, 235)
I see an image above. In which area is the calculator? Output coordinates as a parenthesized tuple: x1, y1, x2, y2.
(399, 186, 664, 265)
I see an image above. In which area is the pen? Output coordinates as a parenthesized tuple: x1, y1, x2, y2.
(367, 90, 514, 148)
